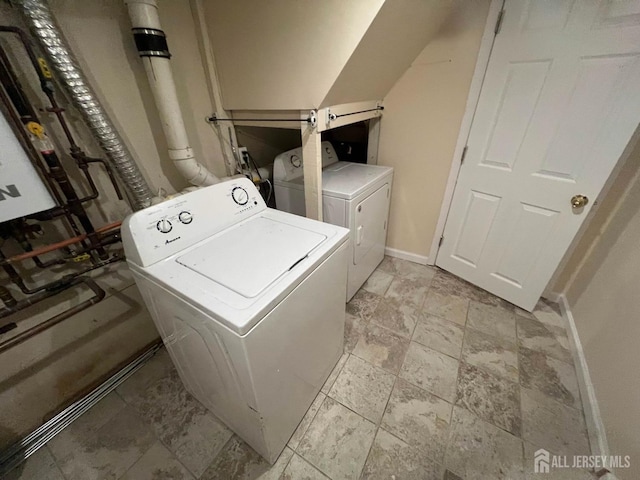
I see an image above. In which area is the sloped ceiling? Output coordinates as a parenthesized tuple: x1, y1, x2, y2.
(203, 0, 456, 111)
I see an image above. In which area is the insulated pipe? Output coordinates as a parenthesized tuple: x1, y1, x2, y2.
(125, 0, 221, 187)
(16, 0, 154, 210)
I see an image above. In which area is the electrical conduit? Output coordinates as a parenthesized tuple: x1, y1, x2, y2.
(125, 0, 221, 187)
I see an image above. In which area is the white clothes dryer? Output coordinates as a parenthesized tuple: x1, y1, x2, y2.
(273, 142, 393, 300)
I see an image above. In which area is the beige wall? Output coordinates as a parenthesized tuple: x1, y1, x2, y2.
(204, 0, 385, 110)
(203, 0, 457, 110)
(0, 0, 226, 445)
(378, 0, 490, 258)
(556, 140, 640, 480)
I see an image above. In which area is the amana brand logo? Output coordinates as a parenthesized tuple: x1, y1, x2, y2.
(0, 184, 21, 201)
(165, 236, 181, 245)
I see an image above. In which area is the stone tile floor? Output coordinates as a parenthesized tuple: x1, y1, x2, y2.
(6, 257, 596, 480)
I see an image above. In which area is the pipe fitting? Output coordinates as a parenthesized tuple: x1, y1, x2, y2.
(17, 0, 154, 210)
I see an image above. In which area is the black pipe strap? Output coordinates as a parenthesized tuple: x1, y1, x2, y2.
(132, 28, 170, 58)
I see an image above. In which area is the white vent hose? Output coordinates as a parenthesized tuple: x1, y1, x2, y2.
(125, 0, 221, 187)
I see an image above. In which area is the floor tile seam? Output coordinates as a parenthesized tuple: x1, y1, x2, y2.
(357, 374, 400, 480)
(296, 407, 364, 480)
(520, 384, 587, 415)
(464, 324, 518, 348)
(414, 310, 467, 333)
(43, 444, 69, 480)
(378, 271, 395, 296)
(410, 336, 462, 362)
(328, 353, 351, 392)
(367, 291, 417, 339)
(518, 342, 585, 413)
(367, 317, 412, 340)
(458, 358, 519, 385)
(395, 369, 456, 413)
(47, 392, 135, 466)
(290, 394, 328, 455)
(325, 386, 385, 427)
(364, 423, 449, 478)
(514, 311, 570, 337)
(453, 355, 524, 439)
(349, 349, 404, 377)
(449, 350, 524, 442)
(296, 451, 336, 480)
(198, 434, 237, 479)
(517, 341, 577, 367)
(113, 389, 209, 479)
(361, 319, 410, 342)
(277, 448, 297, 479)
(451, 397, 524, 441)
(441, 405, 526, 479)
(113, 440, 160, 480)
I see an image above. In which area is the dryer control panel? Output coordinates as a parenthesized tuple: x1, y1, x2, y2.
(122, 178, 266, 267)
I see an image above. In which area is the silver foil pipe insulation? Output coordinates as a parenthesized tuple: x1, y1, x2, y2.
(16, 0, 154, 210)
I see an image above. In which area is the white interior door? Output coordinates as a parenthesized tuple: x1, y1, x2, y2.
(436, 0, 640, 311)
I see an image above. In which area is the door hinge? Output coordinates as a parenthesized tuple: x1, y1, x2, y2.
(495, 9, 505, 35)
(439, 236, 444, 247)
(460, 146, 468, 165)
(383, 220, 387, 230)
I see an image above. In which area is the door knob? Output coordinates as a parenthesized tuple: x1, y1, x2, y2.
(571, 194, 589, 209)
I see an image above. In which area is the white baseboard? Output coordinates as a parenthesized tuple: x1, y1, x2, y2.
(384, 247, 429, 266)
(542, 291, 563, 303)
(557, 294, 610, 461)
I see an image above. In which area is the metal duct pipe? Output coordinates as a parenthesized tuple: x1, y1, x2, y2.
(125, 0, 222, 187)
(16, 0, 154, 210)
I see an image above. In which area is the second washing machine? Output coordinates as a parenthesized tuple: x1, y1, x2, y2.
(274, 142, 393, 300)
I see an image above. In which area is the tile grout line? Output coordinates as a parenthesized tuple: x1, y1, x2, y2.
(44, 444, 68, 480)
(441, 291, 471, 476)
(514, 309, 528, 474)
(357, 372, 399, 480)
(290, 393, 328, 454)
(111, 377, 206, 480)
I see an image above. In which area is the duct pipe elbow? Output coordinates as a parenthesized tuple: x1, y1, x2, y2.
(125, 0, 222, 189)
(168, 148, 220, 187)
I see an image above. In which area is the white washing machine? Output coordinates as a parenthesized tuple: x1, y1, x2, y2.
(274, 142, 393, 300)
(122, 178, 349, 463)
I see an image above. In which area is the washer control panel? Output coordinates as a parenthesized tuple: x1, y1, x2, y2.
(156, 219, 173, 233)
(231, 186, 249, 205)
(178, 211, 193, 224)
(272, 141, 339, 182)
(122, 178, 266, 267)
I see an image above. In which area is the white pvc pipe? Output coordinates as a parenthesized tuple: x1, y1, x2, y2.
(125, 0, 221, 187)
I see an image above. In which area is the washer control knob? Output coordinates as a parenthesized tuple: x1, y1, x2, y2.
(178, 211, 193, 224)
(290, 154, 301, 168)
(231, 186, 249, 205)
(156, 219, 172, 233)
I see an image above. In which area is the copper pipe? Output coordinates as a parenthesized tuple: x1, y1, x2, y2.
(2, 222, 121, 265)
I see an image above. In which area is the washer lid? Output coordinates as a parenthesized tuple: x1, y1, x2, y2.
(176, 216, 326, 298)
